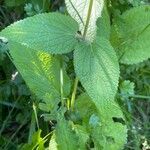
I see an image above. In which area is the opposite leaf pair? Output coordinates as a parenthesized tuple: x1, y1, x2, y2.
(0, 1, 127, 149)
(0, 0, 119, 108)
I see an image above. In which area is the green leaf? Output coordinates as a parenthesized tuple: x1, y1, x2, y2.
(65, 0, 104, 41)
(49, 134, 57, 150)
(8, 41, 70, 111)
(91, 101, 127, 150)
(55, 116, 78, 150)
(74, 37, 119, 107)
(74, 125, 89, 150)
(120, 80, 135, 96)
(75, 93, 127, 150)
(0, 13, 78, 54)
(97, 5, 110, 39)
(21, 130, 45, 150)
(75, 93, 97, 125)
(111, 5, 150, 64)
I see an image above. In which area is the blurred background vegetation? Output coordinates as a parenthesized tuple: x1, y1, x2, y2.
(0, 0, 150, 149)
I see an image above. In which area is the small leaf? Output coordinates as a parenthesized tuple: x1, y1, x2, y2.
(120, 80, 135, 96)
(65, 0, 104, 41)
(111, 5, 150, 64)
(55, 116, 78, 150)
(0, 13, 79, 54)
(97, 5, 110, 39)
(74, 37, 119, 107)
(92, 102, 127, 150)
(75, 94, 127, 150)
(21, 130, 45, 150)
(75, 93, 97, 125)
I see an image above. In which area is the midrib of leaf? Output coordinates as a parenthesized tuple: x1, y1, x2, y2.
(71, 0, 95, 109)
(92, 45, 116, 97)
(68, 0, 84, 25)
(83, 0, 94, 39)
(118, 24, 150, 50)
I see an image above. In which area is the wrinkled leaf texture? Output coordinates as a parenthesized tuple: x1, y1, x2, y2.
(111, 5, 150, 64)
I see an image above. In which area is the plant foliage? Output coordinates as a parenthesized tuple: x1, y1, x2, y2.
(0, 0, 150, 149)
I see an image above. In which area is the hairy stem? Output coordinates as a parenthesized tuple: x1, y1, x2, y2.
(71, 0, 94, 110)
(83, 0, 94, 39)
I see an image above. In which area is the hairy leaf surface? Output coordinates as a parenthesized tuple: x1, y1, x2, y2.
(97, 5, 110, 39)
(65, 0, 104, 41)
(75, 93, 127, 150)
(55, 117, 78, 150)
(0, 13, 78, 54)
(74, 37, 119, 107)
(74, 125, 89, 150)
(8, 42, 70, 111)
(111, 5, 150, 64)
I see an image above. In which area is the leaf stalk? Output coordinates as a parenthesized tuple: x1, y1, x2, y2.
(71, 0, 94, 110)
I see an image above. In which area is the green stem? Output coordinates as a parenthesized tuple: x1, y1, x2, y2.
(32, 131, 53, 150)
(83, 0, 94, 39)
(28, 111, 36, 143)
(130, 94, 150, 100)
(60, 56, 64, 106)
(71, 78, 79, 110)
(70, 0, 94, 110)
(33, 103, 39, 129)
(119, 94, 150, 100)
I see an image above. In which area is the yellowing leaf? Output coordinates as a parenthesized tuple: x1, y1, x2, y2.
(8, 41, 70, 111)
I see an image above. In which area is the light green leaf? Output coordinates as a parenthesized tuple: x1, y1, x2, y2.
(74, 37, 119, 107)
(111, 5, 150, 64)
(97, 5, 110, 39)
(65, 0, 104, 42)
(8, 41, 70, 111)
(21, 130, 45, 150)
(49, 134, 57, 150)
(75, 93, 127, 150)
(55, 117, 78, 150)
(74, 125, 89, 150)
(0, 13, 78, 54)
